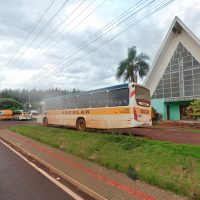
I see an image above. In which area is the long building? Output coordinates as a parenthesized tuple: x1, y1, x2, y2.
(144, 16, 200, 120)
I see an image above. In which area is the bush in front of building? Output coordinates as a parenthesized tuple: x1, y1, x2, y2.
(151, 107, 161, 121)
(188, 99, 200, 120)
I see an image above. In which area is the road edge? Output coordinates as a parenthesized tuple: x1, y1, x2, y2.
(0, 136, 107, 200)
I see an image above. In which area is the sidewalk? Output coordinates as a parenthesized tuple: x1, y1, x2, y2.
(0, 129, 186, 200)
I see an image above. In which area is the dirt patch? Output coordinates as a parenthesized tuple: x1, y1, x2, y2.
(123, 124, 200, 145)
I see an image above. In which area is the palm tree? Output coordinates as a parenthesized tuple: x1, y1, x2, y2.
(116, 46, 150, 83)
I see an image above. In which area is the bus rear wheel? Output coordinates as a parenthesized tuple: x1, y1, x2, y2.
(76, 118, 86, 131)
(43, 117, 48, 126)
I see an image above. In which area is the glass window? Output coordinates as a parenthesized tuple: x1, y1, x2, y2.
(66, 96, 77, 109)
(91, 92, 107, 108)
(77, 94, 90, 108)
(135, 86, 150, 107)
(184, 70, 192, 76)
(108, 88, 129, 107)
(194, 79, 200, 84)
(163, 79, 170, 84)
(183, 61, 192, 69)
(156, 89, 163, 94)
(184, 80, 193, 86)
(164, 88, 171, 93)
(171, 59, 178, 65)
(163, 74, 170, 79)
(171, 77, 179, 83)
(181, 51, 187, 57)
(194, 84, 200, 91)
(183, 55, 192, 63)
(45, 97, 65, 110)
(171, 87, 179, 93)
(176, 46, 183, 53)
(164, 92, 171, 98)
(171, 82, 179, 88)
(193, 58, 200, 66)
(172, 92, 180, 97)
(194, 73, 200, 79)
(156, 93, 164, 99)
(185, 91, 193, 96)
(173, 53, 180, 60)
(184, 75, 193, 81)
(171, 72, 179, 78)
(194, 68, 200, 74)
(156, 85, 163, 90)
(163, 83, 170, 89)
(44, 99, 51, 110)
(194, 90, 200, 95)
(171, 64, 179, 71)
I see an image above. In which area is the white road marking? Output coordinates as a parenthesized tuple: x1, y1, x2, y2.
(0, 139, 84, 200)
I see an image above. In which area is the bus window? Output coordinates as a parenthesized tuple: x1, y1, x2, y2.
(45, 99, 53, 110)
(45, 97, 65, 110)
(135, 86, 150, 107)
(108, 88, 129, 107)
(55, 97, 65, 109)
(91, 92, 107, 108)
(77, 94, 91, 108)
(66, 96, 77, 109)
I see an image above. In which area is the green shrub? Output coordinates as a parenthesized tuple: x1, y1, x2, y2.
(0, 98, 23, 110)
(151, 107, 160, 121)
(188, 99, 200, 117)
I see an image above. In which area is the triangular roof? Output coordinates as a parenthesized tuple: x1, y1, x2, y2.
(144, 16, 200, 95)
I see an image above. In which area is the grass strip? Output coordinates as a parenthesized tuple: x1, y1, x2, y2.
(184, 128, 200, 133)
(11, 126, 200, 199)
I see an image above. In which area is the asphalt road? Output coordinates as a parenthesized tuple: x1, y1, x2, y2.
(0, 120, 36, 129)
(0, 141, 75, 200)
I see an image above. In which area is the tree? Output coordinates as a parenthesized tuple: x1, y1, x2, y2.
(0, 98, 23, 110)
(116, 46, 150, 83)
(188, 99, 200, 118)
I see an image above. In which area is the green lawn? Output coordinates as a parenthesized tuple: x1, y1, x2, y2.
(184, 128, 200, 133)
(11, 126, 200, 199)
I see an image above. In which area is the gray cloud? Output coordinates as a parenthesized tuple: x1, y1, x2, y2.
(0, 0, 200, 91)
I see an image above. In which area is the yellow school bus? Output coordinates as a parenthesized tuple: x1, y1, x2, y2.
(38, 83, 152, 131)
(0, 110, 13, 120)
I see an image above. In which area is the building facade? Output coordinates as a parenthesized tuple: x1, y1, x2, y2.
(144, 17, 200, 120)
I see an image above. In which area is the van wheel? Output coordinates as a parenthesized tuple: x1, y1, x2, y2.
(43, 117, 48, 126)
(76, 118, 86, 131)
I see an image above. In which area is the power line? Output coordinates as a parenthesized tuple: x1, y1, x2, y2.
(7, 0, 70, 72)
(19, 0, 106, 82)
(30, 0, 104, 71)
(34, 0, 174, 85)
(31, 0, 151, 80)
(20, 0, 97, 72)
(4, 0, 56, 69)
(26, 0, 70, 47)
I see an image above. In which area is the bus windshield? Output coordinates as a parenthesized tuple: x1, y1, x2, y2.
(135, 86, 150, 107)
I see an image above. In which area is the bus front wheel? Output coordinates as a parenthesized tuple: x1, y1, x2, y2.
(76, 118, 86, 131)
(43, 117, 48, 126)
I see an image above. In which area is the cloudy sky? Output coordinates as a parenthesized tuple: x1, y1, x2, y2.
(0, 0, 200, 91)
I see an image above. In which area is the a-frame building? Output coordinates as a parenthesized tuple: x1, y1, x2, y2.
(144, 16, 200, 120)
